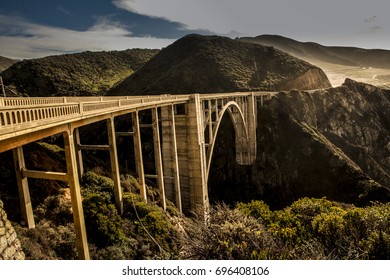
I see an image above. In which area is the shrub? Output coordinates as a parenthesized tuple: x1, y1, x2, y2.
(81, 171, 114, 198)
(362, 231, 390, 260)
(236, 200, 272, 224)
(34, 192, 73, 225)
(183, 204, 278, 260)
(269, 209, 306, 246)
(311, 206, 348, 257)
(82, 193, 125, 247)
(289, 197, 335, 225)
(122, 192, 179, 256)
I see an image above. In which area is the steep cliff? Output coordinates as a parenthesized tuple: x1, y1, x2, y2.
(109, 34, 331, 95)
(209, 79, 390, 208)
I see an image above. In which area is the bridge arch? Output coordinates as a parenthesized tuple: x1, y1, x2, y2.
(205, 101, 250, 181)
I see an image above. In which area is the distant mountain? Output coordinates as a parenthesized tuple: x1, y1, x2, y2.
(0, 55, 17, 72)
(109, 34, 331, 96)
(1, 49, 159, 96)
(238, 35, 390, 88)
(238, 35, 390, 69)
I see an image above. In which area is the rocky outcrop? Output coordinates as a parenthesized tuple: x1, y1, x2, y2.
(279, 68, 330, 90)
(109, 34, 331, 96)
(209, 79, 390, 209)
(0, 199, 25, 260)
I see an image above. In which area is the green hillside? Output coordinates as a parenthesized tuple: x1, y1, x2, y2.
(1, 49, 159, 96)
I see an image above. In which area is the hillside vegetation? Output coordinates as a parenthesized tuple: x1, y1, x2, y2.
(109, 34, 331, 96)
(11, 170, 390, 260)
(1, 49, 158, 96)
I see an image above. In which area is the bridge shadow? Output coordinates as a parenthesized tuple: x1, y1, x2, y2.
(208, 113, 254, 206)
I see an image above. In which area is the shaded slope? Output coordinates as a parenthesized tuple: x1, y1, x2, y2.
(238, 35, 390, 69)
(109, 34, 331, 95)
(1, 49, 159, 96)
(0, 55, 17, 72)
(209, 79, 390, 209)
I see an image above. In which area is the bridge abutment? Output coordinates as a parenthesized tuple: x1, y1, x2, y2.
(167, 94, 209, 215)
(186, 95, 209, 215)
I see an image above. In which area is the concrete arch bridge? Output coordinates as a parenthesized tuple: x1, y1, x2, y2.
(0, 92, 273, 259)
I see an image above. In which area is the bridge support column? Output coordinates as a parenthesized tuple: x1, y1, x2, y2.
(232, 107, 247, 165)
(132, 111, 147, 202)
(186, 94, 209, 216)
(12, 146, 35, 229)
(107, 118, 123, 215)
(63, 130, 90, 260)
(74, 128, 84, 180)
(152, 108, 166, 210)
(248, 93, 257, 163)
(161, 105, 182, 213)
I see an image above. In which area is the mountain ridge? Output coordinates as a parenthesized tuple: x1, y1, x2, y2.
(238, 35, 390, 68)
(238, 35, 390, 88)
(109, 34, 331, 96)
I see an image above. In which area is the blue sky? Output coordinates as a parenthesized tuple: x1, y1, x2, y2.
(0, 0, 389, 59)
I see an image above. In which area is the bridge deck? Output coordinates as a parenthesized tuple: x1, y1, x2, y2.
(0, 92, 273, 149)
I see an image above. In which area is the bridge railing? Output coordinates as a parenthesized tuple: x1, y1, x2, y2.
(0, 92, 274, 138)
(0, 95, 191, 137)
(0, 103, 80, 127)
(199, 91, 274, 100)
(0, 95, 192, 108)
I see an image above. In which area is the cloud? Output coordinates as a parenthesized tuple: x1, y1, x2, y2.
(364, 16, 378, 23)
(0, 15, 174, 59)
(56, 6, 73, 16)
(113, 0, 390, 49)
(112, 0, 252, 35)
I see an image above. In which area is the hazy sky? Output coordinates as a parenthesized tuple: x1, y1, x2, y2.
(0, 0, 389, 59)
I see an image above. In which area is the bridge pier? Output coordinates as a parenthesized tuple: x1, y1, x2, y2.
(186, 95, 209, 215)
(161, 105, 182, 213)
(12, 146, 35, 229)
(152, 108, 166, 210)
(63, 130, 90, 260)
(11, 132, 90, 259)
(171, 95, 209, 215)
(132, 111, 147, 202)
(107, 118, 123, 215)
(73, 120, 123, 215)
(74, 128, 84, 180)
(247, 93, 257, 164)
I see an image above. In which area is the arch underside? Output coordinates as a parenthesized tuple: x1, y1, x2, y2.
(205, 101, 255, 180)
